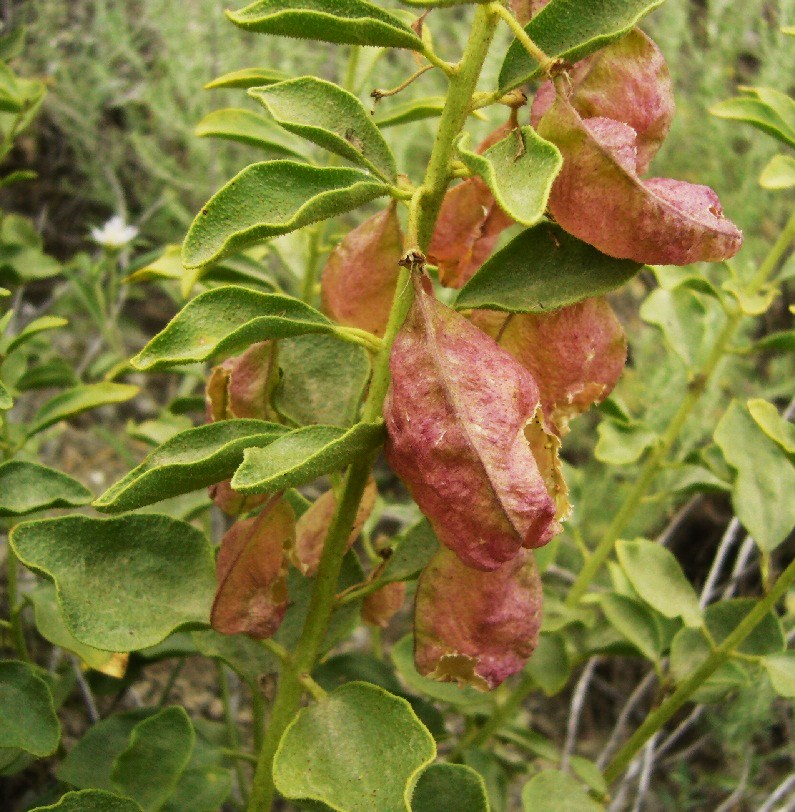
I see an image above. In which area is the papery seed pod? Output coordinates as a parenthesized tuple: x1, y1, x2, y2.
(321, 204, 403, 338)
(531, 28, 674, 174)
(290, 478, 378, 577)
(211, 497, 294, 639)
(414, 547, 543, 690)
(362, 581, 407, 628)
(384, 275, 566, 571)
(206, 341, 278, 421)
(471, 297, 627, 434)
(537, 99, 742, 264)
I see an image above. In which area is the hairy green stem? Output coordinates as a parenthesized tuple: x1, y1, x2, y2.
(565, 207, 795, 607)
(246, 9, 500, 809)
(603, 555, 795, 784)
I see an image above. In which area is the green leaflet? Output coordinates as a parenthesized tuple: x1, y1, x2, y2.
(227, 0, 423, 50)
(498, 0, 666, 92)
(131, 286, 337, 371)
(597, 593, 665, 662)
(0, 661, 60, 757)
(640, 287, 707, 368)
(748, 398, 795, 454)
(0, 377, 12, 409)
(250, 77, 397, 181)
(759, 153, 795, 189)
(15, 358, 77, 391)
(0, 460, 92, 517)
(30, 790, 143, 812)
(94, 419, 287, 513)
(524, 633, 570, 696)
(595, 420, 658, 466)
(380, 519, 439, 584)
(705, 598, 785, 656)
(374, 96, 446, 129)
(711, 89, 795, 149)
(273, 682, 436, 812)
(204, 67, 289, 90)
(4, 315, 68, 355)
(457, 127, 562, 226)
(762, 652, 795, 698)
(714, 400, 795, 552)
(455, 223, 642, 313)
(183, 161, 389, 267)
(194, 108, 305, 159)
(232, 421, 385, 494)
(412, 764, 489, 812)
(10, 514, 216, 650)
(27, 383, 139, 437)
(521, 771, 604, 812)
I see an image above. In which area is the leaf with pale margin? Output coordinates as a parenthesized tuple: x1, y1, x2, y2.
(521, 770, 603, 811)
(760, 154, 795, 189)
(250, 77, 397, 181)
(273, 682, 436, 812)
(714, 400, 795, 552)
(0, 460, 92, 516)
(205, 67, 289, 90)
(195, 108, 305, 159)
(183, 162, 388, 268)
(27, 383, 138, 436)
(499, 0, 666, 92)
(762, 652, 795, 698)
(232, 422, 385, 493)
(30, 790, 143, 812)
(455, 223, 642, 313)
(94, 420, 287, 513)
(412, 763, 488, 812)
(227, 0, 423, 50)
(711, 91, 795, 149)
(4, 315, 67, 355)
(748, 398, 795, 454)
(10, 514, 215, 650)
(616, 538, 702, 627)
(131, 286, 336, 371)
(374, 96, 445, 129)
(0, 661, 60, 756)
(457, 127, 561, 226)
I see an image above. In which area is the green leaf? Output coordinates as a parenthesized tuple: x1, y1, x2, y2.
(191, 629, 273, 691)
(232, 421, 385, 494)
(15, 357, 78, 391)
(458, 127, 561, 226)
(616, 538, 702, 628)
(27, 383, 139, 437)
(455, 223, 642, 313)
(524, 632, 570, 696)
(131, 287, 336, 370)
(711, 92, 795, 149)
(273, 332, 371, 427)
(183, 162, 388, 268)
(640, 288, 706, 368)
(195, 108, 305, 159)
(748, 329, 795, 353)
(250, 77, 397, 181)
(521, 770, 604, 811)
(204, 67, 289, 90)
(759, 153, 795, 189)
(594, 420, 657, 466)
(111, 707, 194, 811)
(598, 593, 663, 661)
(461, 749, 509, 812)
(227, 0, 423, 50)
(273, 682, 436, 812)
(0, 377, 12, 409)
(762, 652, 795, 698)
(412, 763, 488, 812)
(705, 598, 785, 656)
(714, 400, 795, 552)
(0, 460, 92, 516)
(499, 0, 666, 92)
(10, 514, 215, 650)
(374, 96, 445, 129)
(31, 790, 143, 812)
(0, 661, 60, 756)
(381, 519, 439, 584)
(747, 398, 795, 454)
(4, 315, 68, 355)
(391, 635, 494, 712)
(94, 420, 287, 513)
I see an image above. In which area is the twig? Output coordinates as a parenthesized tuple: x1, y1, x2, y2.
(70, 655, 100, 724)
(700, 518, 745, 609)
(631, 734, 661, 812)
(597, 671, 658, 770)
(714, 748, 752, 812)
(560, 658, 599, 772)
(758, 774, 795, 812)
(371, 65, 433, 103)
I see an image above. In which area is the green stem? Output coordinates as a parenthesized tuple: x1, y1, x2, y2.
(565, 207, 795, 607)
(246, 9, 500, 809)
(219, 662, 249, 805)
(603, 555, 795, 785)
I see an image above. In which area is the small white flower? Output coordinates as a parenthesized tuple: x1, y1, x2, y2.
(90, 214, 138, 249)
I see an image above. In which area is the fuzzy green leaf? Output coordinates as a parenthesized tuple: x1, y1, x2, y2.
(374, 96, 445, 129)
(381, 519, 439, 584)
(232, 421, 385, 494)
(10, 514, 216, 650)
(131, 286, 336, 371)
(273, 682, 436, 812)
(30, 790, 143, 812)
(412, 763, 489, 812)
(705, 598, 785, 656)
(0, 460, 92, 517)
(458, 127, 561, 226)
(616, 538, 702, 628)
(4, 315, 68, 355)
(640, 288, 707, 368)
(0, 661, 60, 756)
(455, 223, 642, 313)
(27, 383, 139, 437)
(183, 162, 388, 268)
(595, 420, 658, 466)
(521, 770, 603, 812)
(195, 108, 305, 159)
(227, 0, 423, 50)
(499, 0, 666, 92)
(94, 420, 287, 513)
(205, 67, 289, 90)
(250, 77, 397, 181)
